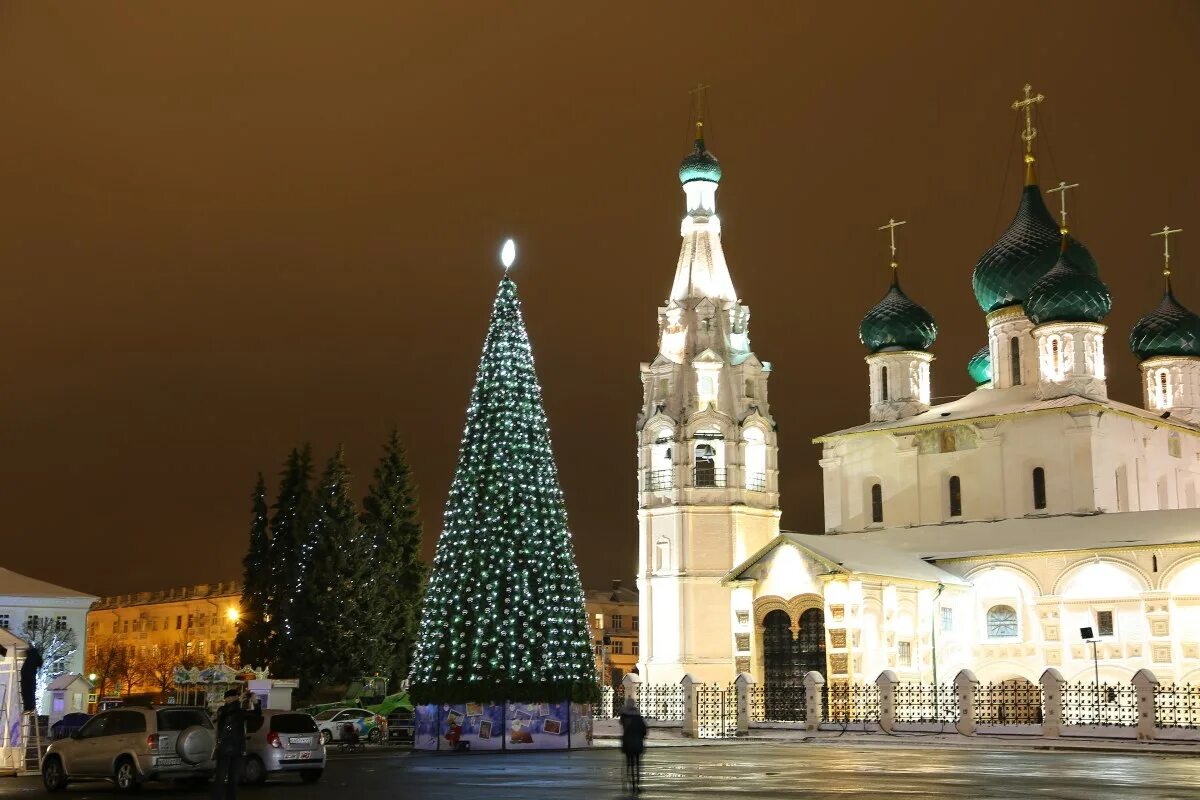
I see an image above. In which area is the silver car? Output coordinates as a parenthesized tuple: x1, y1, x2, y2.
(242, 710, 325, 785)
(42, 706, 215, 792)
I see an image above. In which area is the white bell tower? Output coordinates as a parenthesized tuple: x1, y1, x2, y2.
(636, 107, 781, 685)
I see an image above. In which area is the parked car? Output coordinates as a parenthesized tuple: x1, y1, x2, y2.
(42, 706, 215, 793)
(386, 709, 414, 744)
(242, 710, 325, 785)
(312, 708, 385, 744)
(49, 713, 92, 741)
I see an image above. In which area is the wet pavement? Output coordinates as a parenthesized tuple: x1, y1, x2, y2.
(2, 741, 1198, 798)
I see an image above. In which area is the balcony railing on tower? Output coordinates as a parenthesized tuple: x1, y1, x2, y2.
(745, 472, 767, 492)
(644, 469, 673, 491)
(693, 466, 727, 488)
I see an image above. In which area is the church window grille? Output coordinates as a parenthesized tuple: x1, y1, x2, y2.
(1011, 337, 1022, 386)
(870, 483, 883, 523)
(1096, 610, 1114, 637)
(986, 605, 1019, 639)
(941, 607, 953, 632)
(1050, 337, 1061, 375)
(694, 443, 720, 487)
(897, 641, 912, 667)
(948, 476, 962, 518)
(880, 366, 890, 401)
(1158, 370, 1171, 408)
(1032, 467, 1047, 510)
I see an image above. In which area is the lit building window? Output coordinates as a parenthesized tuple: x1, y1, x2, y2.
(594, 613, 604, 629)
(1032, 467, 1047, 510)
(986, 605, 1019, 639)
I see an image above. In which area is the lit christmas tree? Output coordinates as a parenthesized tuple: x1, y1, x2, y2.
(408, 248, 597, 705)
(236, 474, 272, 666)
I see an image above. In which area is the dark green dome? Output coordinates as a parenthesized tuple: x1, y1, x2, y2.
(679, 138, 722, 185)
(859, 277, 937, 353)
(967, 345, 992, 386)
(972, 185, 1098, 313)
(1025, 246, 1112, 325)
(1130, 283, 1200, 360)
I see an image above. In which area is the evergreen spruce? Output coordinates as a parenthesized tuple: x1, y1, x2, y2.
(408, 276, 597, 704)
(305, 447, 359, 687)
(267, 445, 315, 680)
(236, 474, 272, 667)
(358, 429, 426, 687)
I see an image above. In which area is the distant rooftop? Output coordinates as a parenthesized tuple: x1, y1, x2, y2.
(0, 567, 97, 601)
(91, 580, 242, 610)
(585, 580, 638, 604)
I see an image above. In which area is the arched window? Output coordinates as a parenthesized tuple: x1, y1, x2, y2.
(695, 443, 718, 487)
(986, 605, 1019, 639)
(1032, 467, 1046, 510)
(948, 475, 962, 518)
(1157, 369, 1172, 409)
(880, 366, 890, 401)
(870, 483, 883, 523)
(744, 428, 767, 491)
(1010, 337, 1022, 386)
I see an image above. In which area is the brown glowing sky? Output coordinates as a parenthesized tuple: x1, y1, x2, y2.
(2, 2, 1198, 598)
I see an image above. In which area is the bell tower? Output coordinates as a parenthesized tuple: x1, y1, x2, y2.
(635, 96, 781, 685)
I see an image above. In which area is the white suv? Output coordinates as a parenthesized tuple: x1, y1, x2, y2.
(42, 706, 215, 792)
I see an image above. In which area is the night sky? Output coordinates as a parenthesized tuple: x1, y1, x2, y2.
(2, 2, 1198, 597)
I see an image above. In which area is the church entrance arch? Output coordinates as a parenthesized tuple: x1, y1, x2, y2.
(760, 605, 826, 721)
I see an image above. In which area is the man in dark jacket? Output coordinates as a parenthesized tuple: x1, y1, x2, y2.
(212, 688, 260, 800)
(618, 699, 648, 793)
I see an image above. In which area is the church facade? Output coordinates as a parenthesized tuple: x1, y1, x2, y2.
(636, 90, 1200, 695)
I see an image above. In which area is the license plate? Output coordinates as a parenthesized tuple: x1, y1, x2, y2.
(156, 756, 181, 767)
(283, 751, 310, 761)
(290, 737, 313, 746)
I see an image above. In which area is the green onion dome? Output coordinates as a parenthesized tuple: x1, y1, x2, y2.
(967, 345, 992, 386)
(859, 276, 937, 353)
(972, 185, 1098, 313)
(679, 138, 722, 185)
(1130, 282, 1200, 361)
(1025, 245, 1112, 325)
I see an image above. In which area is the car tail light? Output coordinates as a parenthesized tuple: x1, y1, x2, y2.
(146, 734, 158, 752)
(267, 731, 282, 749)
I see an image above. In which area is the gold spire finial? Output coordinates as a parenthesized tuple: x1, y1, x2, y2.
(1047, 181, 1079, 235)
(878, 217, 907, 273)
(1012, 83, 1045, 185)
(688, 83, 710, 142)
(1152, 225, 1183, 282)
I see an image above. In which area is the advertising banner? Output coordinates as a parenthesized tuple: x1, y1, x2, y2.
(413, 704, 440, 751)
(504, 700, 570, 750)
(440, 702, 505, 751)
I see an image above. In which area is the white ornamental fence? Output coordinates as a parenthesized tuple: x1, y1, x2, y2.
(598, 668, 1200, 741)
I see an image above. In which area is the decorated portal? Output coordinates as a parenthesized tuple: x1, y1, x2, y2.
(408, 243, 598, 751)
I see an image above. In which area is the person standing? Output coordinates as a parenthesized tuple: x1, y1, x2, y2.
(212, 688, 260, 800)
(618, 699, 648, 793)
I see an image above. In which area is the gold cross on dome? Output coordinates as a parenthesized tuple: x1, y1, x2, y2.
(1012, 83, 1045, 152)
(1152, 225, 1183, 278)
(1047, 181, 1079, 233)
(877, 218, 907, 269)
(688, 83, 711, 139)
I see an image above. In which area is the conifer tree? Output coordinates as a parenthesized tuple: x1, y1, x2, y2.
(358, 429, 426, 686)
(408, 276, 597, 704)
(267, 445, 315, 679)
(236, 474, 272, 667)
(305, 447, 359, 687)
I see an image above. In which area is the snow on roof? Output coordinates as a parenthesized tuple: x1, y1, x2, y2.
(584, 585, 639, 604)
(0, 567, 97, 601)
(48, 673, 91, 691)
(815, 384, 1200, 441)
(726, 531, 968, 586)
(0, 628, 29, 651)
(835, 508, 1200, 562)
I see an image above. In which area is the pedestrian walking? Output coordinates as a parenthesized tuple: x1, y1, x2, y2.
(211, 688, 261, 800)
(618, 698, 648, 793)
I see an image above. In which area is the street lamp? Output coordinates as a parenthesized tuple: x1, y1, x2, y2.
(226, 608, 240, 624)
(1080, 626, 1101, 718)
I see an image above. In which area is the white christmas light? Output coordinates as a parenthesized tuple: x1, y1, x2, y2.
(501, 238, 517, 271)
